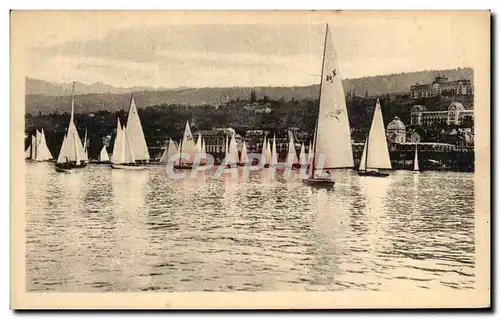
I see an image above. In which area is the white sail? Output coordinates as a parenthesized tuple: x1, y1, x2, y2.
(195, 134, 202, 153)
(358, 99, 392, 171)
(57, 121, 85, 164)
(299, 142, 307, 165)
(225, 134, 229, 155)
(265, 139, 271, 165)
(240, 141, 248, 165)
(99, 145, 109, 162)
(270, 134, 278, 166)
(125, 97, 150, 161)
(25, 144, 31, 159)
(286, 131, 298, 166)
(111, 119, 125, 164)
(180, 121, 196, 165)
(314, 25, 354, 169)
(261, 135, 271, 165)
(123, 126, 136, 164)
(160, 138, 177, 163)
(414, 145, 419, 171)
(36, 128, 53, 161)
(228, 132, 239, 165)
(30, 135, 37, 160)
(82, 128, 88, 162)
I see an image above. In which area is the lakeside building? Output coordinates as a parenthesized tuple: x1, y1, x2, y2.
(386, 116, 406, 143)
(410, 76, 473, 99)
(410, 102, 474, 126)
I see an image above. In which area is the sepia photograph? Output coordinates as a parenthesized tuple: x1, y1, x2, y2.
(10, 10, 490, 309)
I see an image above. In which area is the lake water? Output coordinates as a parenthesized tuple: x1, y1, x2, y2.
(25, 162, 475, 292)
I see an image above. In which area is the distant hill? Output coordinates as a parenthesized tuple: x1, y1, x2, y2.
(25, 67, 473, 115)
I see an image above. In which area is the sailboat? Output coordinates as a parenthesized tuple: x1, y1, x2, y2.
(413, 144, 420, 173)
(98, 144, 110, 163)
(302, 25, 354, 186)
(225, 132, 239, 169)
(286, 131, 300, 169)
(270, 134, 278, 167)
(26, 128, 53, 161)
(55, 82, 87, 172)
(159, 138, 178, 163)
(110, 118, 144, 170)
(261, 135, 272, 168)
(357, 98, 391, 177)
(238, 140, 248, 166)
(125, 96, 150, 163)
(175, 121, 197, 169)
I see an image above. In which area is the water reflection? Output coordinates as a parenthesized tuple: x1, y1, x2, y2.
(25, 164, 475, 292)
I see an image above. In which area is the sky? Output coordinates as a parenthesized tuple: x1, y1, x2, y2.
(13, 11, 486, 89)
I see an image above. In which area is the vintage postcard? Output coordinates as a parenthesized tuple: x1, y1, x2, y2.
(11, 10, 490, 309)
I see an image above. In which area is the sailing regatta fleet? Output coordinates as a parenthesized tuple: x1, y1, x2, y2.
(25, 24, 413, 184)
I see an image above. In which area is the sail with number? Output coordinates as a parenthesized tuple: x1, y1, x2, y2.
(312, 25, 354, 170)
(358, 99, 391, 171)
(179, 121, 196, 165)
(286, 131, 298, 167)
(125, 97, 150, 162)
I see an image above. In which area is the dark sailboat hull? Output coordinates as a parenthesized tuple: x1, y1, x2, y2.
(301, 178, 335, 187)
(54, 161, 87, 172)
(357, 171, 390, 177)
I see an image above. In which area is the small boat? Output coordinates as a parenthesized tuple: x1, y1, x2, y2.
(110, 118, 144, 170)
(412, 144, 420, 173)
(97, 144, 110, 164)
(54, 83, 87, 172)
(26, 128, 54, 162)
(174, 121, 197, 169)
(357, 98, 392, 178)
(302, 24, 355, 186)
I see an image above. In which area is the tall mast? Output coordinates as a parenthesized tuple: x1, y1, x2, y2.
(310, 24, 329, 179)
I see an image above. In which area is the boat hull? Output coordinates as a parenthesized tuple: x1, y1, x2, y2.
(54, 161, 87, 170)
(301, 178, 335, 187)
(174, 164, 194, 170)
(357, 171, 390, 177)
(111, 164, 145, 170)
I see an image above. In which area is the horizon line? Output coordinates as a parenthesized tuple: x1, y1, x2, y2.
(25, 65, 473, 92)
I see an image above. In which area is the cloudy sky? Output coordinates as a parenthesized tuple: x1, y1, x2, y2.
(14, 11, 485, 88)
